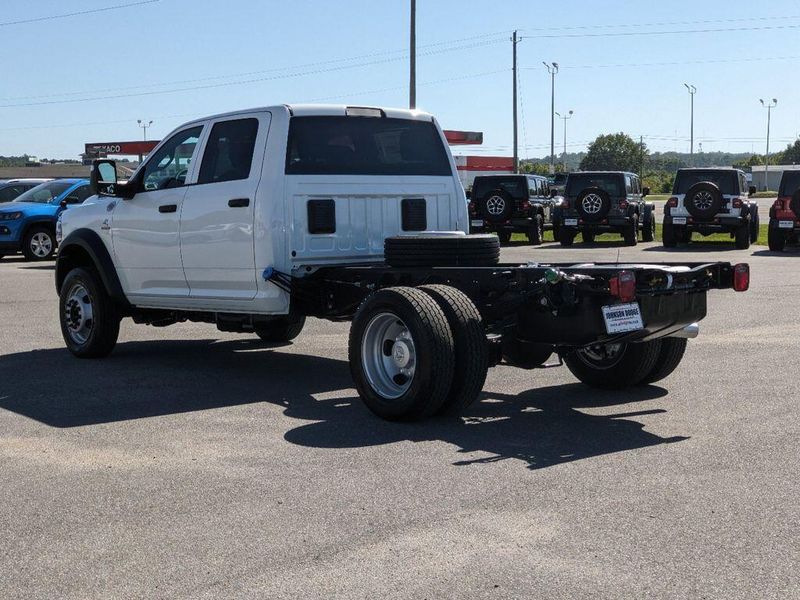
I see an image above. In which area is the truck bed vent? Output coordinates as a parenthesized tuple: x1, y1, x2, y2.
(307, 199, 336, 234)
(401, 198, 427, 231)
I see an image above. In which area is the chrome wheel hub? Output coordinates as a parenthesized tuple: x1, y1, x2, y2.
(30, 232, 53, 257)
(693, 191, 714, 210)
(486, 195, 506, 216)
(582, 193, 603, 214)
(64, 283, 94, 344)
(361, 312, 416, 399)
(576, 343, 624, 369)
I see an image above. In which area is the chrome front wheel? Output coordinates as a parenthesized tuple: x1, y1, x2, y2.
(63, 283, 94, 345)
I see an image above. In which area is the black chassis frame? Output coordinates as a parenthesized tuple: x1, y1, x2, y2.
(291, 261, 738, 350)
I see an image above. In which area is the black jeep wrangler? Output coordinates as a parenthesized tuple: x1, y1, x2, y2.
(767, 169, 800, 251)
(469, 174, 559, 245)
(556, 171, 655, 246)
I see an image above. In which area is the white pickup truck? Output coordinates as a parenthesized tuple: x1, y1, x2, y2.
(55, 104, 749, 421)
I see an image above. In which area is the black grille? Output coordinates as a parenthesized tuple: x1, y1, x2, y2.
(401, 198, 427, 231)
(307, 199, 336, 234)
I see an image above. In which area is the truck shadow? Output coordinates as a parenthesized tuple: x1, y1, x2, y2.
(0, 340, 684, 471)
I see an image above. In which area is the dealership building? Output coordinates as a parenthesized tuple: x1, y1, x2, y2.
(751, 164, 800, 191)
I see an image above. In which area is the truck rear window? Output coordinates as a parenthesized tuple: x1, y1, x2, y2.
(566, 174, 622, 197)
(472, 177, 525, 199)
(674, 171, 737, 195)
(779, 172, 800, 196)
(285, 116, 452, 176)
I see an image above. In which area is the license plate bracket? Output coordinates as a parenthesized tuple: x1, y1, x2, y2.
(672, 217, 687, 225)
(564, 218, 578, 226)
(602, 302, 644, 334)
(778, 220, 794, 229)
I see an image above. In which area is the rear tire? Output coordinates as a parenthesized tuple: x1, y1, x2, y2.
(734, 222, 751, 250)
(22, 226, 56, 261)
(662, 221, 677, 248)
(59, 267, 120, 358)
(582, 231, 596, 244)
(768, 225, 787, 252)
(254, 315, 305, 342)
(559, 228, 576, 247)
(384, 234, 500, 268)
(418, 285, 488, 415)
(642, 207, 656, 242)
(749, 207, 760, 243)
(497, 231, 512, 245)
(564, 340, 662, 389)
(526, 214, 544, 245)
(623, 216, 639, 246)
(349, 287, 455, 421)
(639, 338, 688, 385)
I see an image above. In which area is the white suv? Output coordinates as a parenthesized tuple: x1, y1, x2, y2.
(663, 168, 758, 249)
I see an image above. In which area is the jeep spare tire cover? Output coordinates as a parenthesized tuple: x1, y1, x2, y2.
(790, 189, 800, 218)
(685, 181, 722, 220)
(384, 233, 500, 267)
(479, 189, 514, 223)
(576, 187, 611, 222)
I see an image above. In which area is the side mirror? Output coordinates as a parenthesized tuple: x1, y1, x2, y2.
(642, 186, 650, 197)
(90, 159, 118, 196)
(748, 186, 757, 197)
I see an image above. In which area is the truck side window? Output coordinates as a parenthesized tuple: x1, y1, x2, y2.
(142, 126, 203, 191)
(198, 118, 259, 185)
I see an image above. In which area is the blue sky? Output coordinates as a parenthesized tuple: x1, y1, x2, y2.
(2, 0, 799, 159)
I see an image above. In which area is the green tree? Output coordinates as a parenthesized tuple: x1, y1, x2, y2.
(579, 133, 647, 172)
(778, 140, 800, 164)
(733, 154, 764, 169)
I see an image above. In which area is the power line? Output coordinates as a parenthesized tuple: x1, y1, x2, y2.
(0, 36, 507, 106)
(522, 22, 800, 40)
(0, 0, 160, 27)
(520, 13, 800, 33)
(531, 55, 800, 70)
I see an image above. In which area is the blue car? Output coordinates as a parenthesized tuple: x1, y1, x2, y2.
(0, 179, 93, 261)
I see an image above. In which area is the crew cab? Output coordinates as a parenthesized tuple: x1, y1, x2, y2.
(55, 104, 749, 422)
(663, 168, 758, 249)
(767, 170, 800, 252)
(0, 178, 91, 261)
(555, 171, 655, 246)
(468, 174, 559, 244)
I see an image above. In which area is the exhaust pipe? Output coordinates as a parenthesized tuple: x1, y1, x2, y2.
(669, 323, 699, 339)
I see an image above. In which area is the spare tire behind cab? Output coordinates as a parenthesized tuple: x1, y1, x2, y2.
(576, 187, 611, 222)
(384, 234, 500, 267)
(790, 189, 800, 218)
(478, 189, 514, 223)
(684, 181, 722, 220)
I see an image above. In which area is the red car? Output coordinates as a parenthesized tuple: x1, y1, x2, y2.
(768, 171, 800, 251)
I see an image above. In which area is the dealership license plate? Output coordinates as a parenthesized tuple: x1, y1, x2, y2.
(564, 218, 578, 226)
(471, 220, 483, 228)
(672, 217, 687, 225)
(602, 302, 644, 334)
(779, 220, 794, 229)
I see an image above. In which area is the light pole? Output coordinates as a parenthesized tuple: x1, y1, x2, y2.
(760, 98, 777, 191)
(137, 119, 153, 141)
(555, 110, 573, 170)
(684, 84, 696, 162)
(409, 0, 416, 110)
(544, 62, 559, 174)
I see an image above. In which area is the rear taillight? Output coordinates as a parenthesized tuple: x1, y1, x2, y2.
(618, 199, 629, 209)
(733, 263, 750, 292)
(468, 201, 476, 215)
(667, 197, 678, 208)
(732, 198, 743, 208)
(774, 197, 790, 210)
(609, 270, 637, 302)
(520, 200, 530, 210)
(562, 200, 570, 209)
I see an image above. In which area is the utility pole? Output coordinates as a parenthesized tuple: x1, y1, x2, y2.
(137, 119, 152, 163)
(409, 0, 416, 110)
(512, 30, 519, 173)
(684, 84, 696, 164)
(760, 98, 778, 191)
(544, 62, 559, 173)
(555, 110, 573, 170)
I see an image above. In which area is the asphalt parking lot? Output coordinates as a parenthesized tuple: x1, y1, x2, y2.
(1, 241, 798, 599)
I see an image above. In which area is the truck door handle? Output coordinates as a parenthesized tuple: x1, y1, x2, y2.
(228, 198, 250, 208)
(158, 204, 177, 213)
